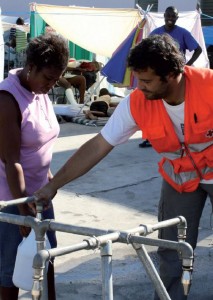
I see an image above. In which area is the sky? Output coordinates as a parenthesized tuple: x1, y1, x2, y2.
(1, 0, 135, 18)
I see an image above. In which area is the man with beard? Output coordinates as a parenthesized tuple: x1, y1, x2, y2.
(35, 34, 213, 299)
(139, 6, 202, 148)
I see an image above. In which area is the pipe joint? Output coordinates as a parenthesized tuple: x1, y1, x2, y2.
(84, 237, 100, 249)
(177, 216, 187, 229)
(33, 249, 50, 269)
(100, 240, 112, 256)
(178, 241, 194, 264)
(139, 224, 153, 235)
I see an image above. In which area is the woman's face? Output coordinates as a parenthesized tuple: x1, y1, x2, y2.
(28, 65, 64, 94)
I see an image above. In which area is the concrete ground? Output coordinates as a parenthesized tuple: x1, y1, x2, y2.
(19, 122, 213, 300)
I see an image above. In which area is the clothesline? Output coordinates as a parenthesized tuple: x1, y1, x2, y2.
(201, 13, 213, 20)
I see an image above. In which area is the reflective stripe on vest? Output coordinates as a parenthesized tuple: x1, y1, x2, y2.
(159, 158, 213, 193)
(160, 140, 213, 160)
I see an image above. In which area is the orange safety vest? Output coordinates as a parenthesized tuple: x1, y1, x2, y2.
(130, 66, 213, 193)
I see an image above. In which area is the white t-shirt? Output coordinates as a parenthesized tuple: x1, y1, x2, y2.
(101, 95, 212, 184)
(101, 95, 138, 146)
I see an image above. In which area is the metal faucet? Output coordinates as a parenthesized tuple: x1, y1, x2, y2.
(31, 278, 43, 300)
(180, 241, 193, 296)
(31, 247, 50, 300)
(181, 267, 192, 296)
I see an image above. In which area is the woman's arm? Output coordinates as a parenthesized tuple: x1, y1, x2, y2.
(0, 92, 33, 234)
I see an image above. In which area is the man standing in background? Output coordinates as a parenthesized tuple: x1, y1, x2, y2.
(139, 6, 202, 148)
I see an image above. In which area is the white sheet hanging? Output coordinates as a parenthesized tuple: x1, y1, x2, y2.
(33, 4, 142, 57)
(145, 11, 209, 68)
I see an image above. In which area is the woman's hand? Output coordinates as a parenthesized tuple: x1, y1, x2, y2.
(18, 203, 35, 237)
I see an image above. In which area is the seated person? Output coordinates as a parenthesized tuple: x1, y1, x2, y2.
(57, 60, 102, 105)
(57, 73, 86, 105)
(66, 60, 103, 90)
(84, 88, 118, 120)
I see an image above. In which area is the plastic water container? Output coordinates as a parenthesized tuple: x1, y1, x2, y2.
(12, 230, 51, 291)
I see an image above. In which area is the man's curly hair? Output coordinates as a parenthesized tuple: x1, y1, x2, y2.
(127, 34, 185, 80)
(26, 34, 69, 72)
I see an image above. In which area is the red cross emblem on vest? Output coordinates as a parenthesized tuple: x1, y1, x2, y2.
(206, 129, 213, 138)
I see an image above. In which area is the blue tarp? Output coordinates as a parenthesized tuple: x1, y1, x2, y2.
(202, 26, 213, 47)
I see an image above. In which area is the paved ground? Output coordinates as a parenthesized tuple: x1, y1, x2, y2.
(19, 122, 213, 299)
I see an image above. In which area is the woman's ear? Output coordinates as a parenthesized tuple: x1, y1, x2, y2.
(27, 63, 34, 73)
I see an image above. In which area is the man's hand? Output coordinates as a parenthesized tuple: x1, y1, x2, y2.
(34, 184, 57, 209)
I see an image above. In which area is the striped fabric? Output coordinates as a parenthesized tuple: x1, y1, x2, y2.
(16, 29, 27, 53)
(70, 115, 109, 126)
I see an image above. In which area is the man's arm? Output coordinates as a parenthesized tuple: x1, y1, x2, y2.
(34, 133, 114, 203)
(186, 45, 202, 66)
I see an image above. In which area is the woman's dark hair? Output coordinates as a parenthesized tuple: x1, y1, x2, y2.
(25, 34, 69, 72)
(127, 34, 185, 80)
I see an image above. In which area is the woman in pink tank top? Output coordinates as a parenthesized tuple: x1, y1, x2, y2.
(0, 34, 69, 300)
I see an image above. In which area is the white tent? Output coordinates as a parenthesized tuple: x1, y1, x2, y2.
(31, 3, 208, 68)
(30, 4, 142, 57)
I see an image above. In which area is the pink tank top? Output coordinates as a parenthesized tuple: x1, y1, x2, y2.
(0, 69, 60, 200)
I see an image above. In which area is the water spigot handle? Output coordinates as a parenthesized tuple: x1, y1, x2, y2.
(36, 202, 43, 220)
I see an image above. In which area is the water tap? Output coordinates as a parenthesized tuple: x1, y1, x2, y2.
(181, 268, 192, 296)
(31, 279, 42, 300)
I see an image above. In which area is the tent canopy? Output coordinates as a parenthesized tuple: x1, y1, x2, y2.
(31, 4, 208, 68)
(30, 4, 142, 57)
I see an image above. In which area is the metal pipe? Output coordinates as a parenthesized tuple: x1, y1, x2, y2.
(49, 220, 108, 237)
(0, 206, 50, 300)
(49, 232, 120, 258)
(0, 206, 185, 242)
(177, 216, 187, 242)
(32, 232, 120, 272)
(129, 236, 193, 296)
(101, 241, 113, 300)
(0, 212, 26, 226)
(34, 203, 49, 300)
(31, 233, 119, 299)
(0, 196, 36, 210)
(151, 217, 186, 232)
(0, 202, 192, 299)
(132, 243, 171, 300)
(32, 250, 50, 300)
(128, 236, 193, 261)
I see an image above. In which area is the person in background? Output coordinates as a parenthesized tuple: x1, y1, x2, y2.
(139, 6, 202, 148)
(9, 17, 25, 41)
(67, 60, 102, 90)
(0, 33, 69, 300)
(84, 88, 118, 120)
(57, 72, 86, 105)
(35, 34, 213, 299)
(56, 60, 103, 106)
(4, 36, 16, 74)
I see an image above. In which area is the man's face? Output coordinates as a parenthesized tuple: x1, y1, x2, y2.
(164, 9, 178, 29)
(133, 68, 171, 100)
